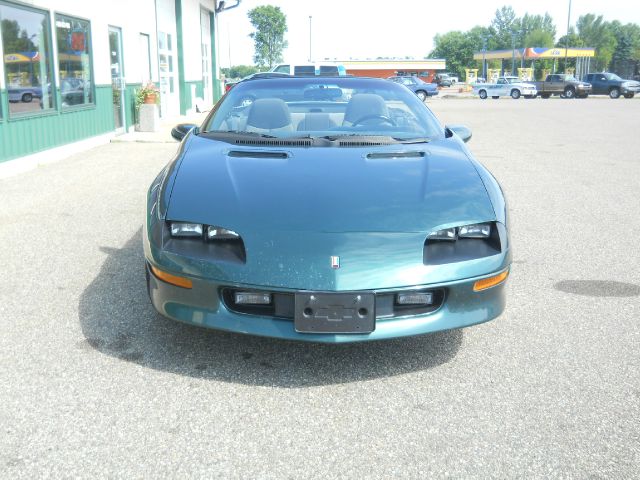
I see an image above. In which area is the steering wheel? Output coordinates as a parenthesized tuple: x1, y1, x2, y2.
(351, 114, 395, 127)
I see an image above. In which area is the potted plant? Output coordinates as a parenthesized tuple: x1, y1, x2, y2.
(135, 82, 160, 110)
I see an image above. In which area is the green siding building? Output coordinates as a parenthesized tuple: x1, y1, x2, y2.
(0, 0, 228, 164)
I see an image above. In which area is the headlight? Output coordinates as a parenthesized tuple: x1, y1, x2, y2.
(428, 223, 491, 241)
(170, 222, 203, 237)
(427, 227, 457, 241)
(458, 223, 491, 238)
(207, 226, 239, 240)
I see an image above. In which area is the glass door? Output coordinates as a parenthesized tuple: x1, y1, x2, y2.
(200, 9, 212, 106)
(108, 26, 125, 133)
(158, 31, 177, 116)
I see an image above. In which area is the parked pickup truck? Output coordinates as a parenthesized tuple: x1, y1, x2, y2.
(473, 76, 537, 99)
(582, 72, 640, 99)
(533, 74, 591, 98)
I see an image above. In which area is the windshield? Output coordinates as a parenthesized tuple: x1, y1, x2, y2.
(505, 77, 520, 84)
(203, 77, 442, 141)
(604, 73, 622, 81)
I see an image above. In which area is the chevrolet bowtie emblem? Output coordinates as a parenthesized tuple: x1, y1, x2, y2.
(330, 256, 340, 269)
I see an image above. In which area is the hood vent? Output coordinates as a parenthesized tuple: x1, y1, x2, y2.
(367, 151, 426, 159)
(338, 137, 395, 147)
(234, 138, 312, 147)
(228, 150, 289, 159)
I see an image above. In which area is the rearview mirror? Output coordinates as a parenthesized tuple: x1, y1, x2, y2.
(171, 123, 198, 141)
(445, 124, 472, 143)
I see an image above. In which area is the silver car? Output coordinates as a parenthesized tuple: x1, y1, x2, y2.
(474, 76, 537, 99)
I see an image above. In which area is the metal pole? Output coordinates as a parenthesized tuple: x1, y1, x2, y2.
(511, 32, 516, 76)
(309, 16, 312, 62)
(482, 36, 487, 81)
(564, 0, 572, 73)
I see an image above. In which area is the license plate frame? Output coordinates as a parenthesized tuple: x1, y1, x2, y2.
(294, 292, 375, 334)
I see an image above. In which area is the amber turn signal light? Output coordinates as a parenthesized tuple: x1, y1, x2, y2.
(473, 269, 509, 292)
(150, 265, 193, 289)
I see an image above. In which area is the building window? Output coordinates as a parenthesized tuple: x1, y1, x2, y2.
(55, 14, 93, 107)
(0, 2, 54, 115)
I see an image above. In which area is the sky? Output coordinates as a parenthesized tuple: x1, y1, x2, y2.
(216, 0, 640, 67)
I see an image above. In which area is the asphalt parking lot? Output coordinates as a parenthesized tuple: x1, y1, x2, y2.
(1, 98, 639, 478)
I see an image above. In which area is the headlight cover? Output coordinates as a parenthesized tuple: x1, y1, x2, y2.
(207, 226, 240, 240)
(170, 222, 203, 237)
(428, 223, 491, 241)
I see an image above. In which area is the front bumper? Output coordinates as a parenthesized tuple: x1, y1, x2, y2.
(145, 263, 508, 343)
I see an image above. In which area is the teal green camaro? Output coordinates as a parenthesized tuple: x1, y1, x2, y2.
(144, 75, 510, 342)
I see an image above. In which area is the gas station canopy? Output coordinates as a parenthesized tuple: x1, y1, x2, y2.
(473, 47, 595, 61)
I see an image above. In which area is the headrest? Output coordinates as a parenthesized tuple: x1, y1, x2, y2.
(343, 94, 389, 124)
(246, 98, 291, 129)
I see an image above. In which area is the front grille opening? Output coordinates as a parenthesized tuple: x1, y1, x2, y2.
(221, 288, 445, 320)
(222, 288, 294, 317)
(376, 288, 446, 318)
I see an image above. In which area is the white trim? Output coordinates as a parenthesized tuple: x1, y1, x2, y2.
(0, 132, 114, 179)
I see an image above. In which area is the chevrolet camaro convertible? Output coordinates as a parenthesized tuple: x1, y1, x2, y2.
(144, 75, 510, 342)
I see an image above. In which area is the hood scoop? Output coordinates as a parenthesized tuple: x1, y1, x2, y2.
(228, 150, 289, 159)
(367, 151, 426, 159)
(233, 138, 312, 147)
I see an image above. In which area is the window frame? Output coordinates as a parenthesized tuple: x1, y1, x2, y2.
(53, 10, 96, 111)
(0, 0, 59, 119)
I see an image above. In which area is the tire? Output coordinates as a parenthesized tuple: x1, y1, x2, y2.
(492, 96, 499, 99)
(21, 93, 33, 103)
(624, 93, 634, 99)
(563, 87, 575, 99)
(540, 93, 551, 99)
(416, 90, 427, 102)
(511, 89, 521, 99)
(609, 88, 620, 99)
(479, 90, 488, 99)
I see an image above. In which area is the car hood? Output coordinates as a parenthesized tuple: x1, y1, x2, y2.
(166, 135, 495, 234)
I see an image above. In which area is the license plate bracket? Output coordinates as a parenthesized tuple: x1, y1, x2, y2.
(294, 292, 375, 334)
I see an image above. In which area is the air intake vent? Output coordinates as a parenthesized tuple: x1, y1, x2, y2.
(367, 151, 426, 159)
(234, 139, 312, 147)
(228, 150, 289, 159)
(338, 137, 395, 147)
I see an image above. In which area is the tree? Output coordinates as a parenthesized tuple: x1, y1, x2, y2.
(519, 13, 556, 46)
(248, 5, 288, 69)
(221, 65, 259, 80)
(490, 6, 518, 49)
(575, 14, 617, 70)
(430, 31, 478, 79)
(525, 29, 554, 48)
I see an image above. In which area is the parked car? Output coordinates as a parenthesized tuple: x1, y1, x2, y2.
(7, 85, 42, 103)
(533, 74, 591, 98)
(473, 76, 537, 99)
(269, 62, 347, 76)
(582, 72, 640, 99)
(432, 73, 453, 87)
(388, 75, 439, 101)
(441, 73, 459, 84)
(225, 72, 289, 92)
(145, 75, 511, 342)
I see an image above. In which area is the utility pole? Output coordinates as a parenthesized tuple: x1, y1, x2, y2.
(564, 0, 572, 73)
(309, 16, 313, 62)
(481, 35, 487, 81)
(511, 31, 517, 76)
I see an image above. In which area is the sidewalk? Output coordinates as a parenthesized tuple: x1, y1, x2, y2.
(112, 110, 210, 144)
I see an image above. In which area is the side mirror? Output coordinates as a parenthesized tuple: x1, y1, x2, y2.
(445, 124, 472, 143)
(171, 123, 198, 141)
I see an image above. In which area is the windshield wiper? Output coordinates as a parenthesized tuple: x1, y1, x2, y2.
(200, 130, 278, 138)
